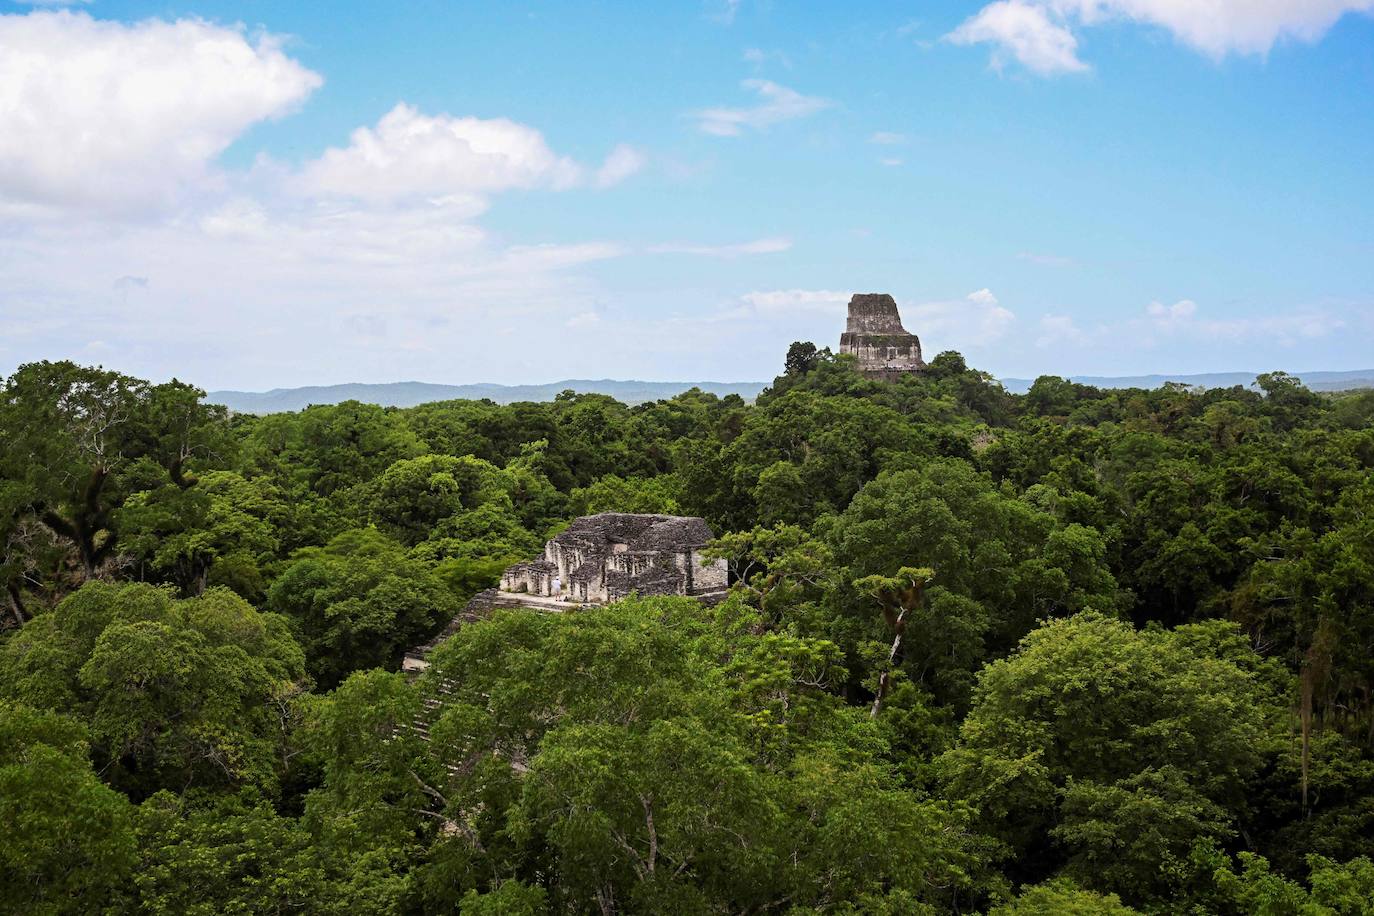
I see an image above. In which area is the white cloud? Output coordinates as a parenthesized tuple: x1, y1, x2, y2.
(947, 0, 1089, 75)
(869, 131, 908, 145)
(594, 144, 647, 188)
(740, 289, 849, 313)
(297, 103, 586, 203)
(648, 237, 792, 257)
(565, 311, 601, 328)
(0, 12, 643, 385)
(949, 0, 1374, 75)
(1018, 251, 1076, 267)
(1146, 297, 1198, 330)
(1031, 299, 1347, 354)
(692, 80, 832, 136)
(743, 47, 791, 69)
(880, 157, 904, 167)
(1058, 0, 1374, 57)
(710, 0, 743, 25)
(1142, 298, 1344, 340)
(907, 288, 1018, 344)
(0, 11, 322, 213)
(0, 204, 629, 386)
(1035, 314, 1094, 347)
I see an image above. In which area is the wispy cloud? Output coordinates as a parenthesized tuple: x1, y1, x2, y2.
(743, 47, 792, 69)
(740, 289, 849, 313)
(1145, 299, 1345, 341)
(692, 80, 832, 136)
(594, 144, 647, 188)
(1035, 299, 1348, 351)
(565, 311, 601, 328)
(868, 131, 908, 146)
(708, 0, 742, 25)
(649, 237, 792, 257)
(1018, 251, 1075, 267)
(1035, 314, 1093, 348)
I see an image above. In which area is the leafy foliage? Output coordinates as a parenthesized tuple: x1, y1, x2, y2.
(2, 349, 1373, 912)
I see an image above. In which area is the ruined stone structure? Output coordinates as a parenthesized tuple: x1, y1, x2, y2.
(838, 293, 926, 379)
(403, 513, 727, 672)
(500, 513, 727, 603)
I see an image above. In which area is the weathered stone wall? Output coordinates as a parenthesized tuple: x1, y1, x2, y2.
(692, 549, 729, 592)
(845, 293, 908, 334)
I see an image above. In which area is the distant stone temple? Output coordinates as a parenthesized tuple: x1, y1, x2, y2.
(838, 293, 926, 379)
(403, 513, 727, 671)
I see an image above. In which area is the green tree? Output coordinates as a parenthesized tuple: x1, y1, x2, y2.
(569, 473, 683, 516)
(784, 341, 821, 377)
(0, 582, 306, 796)
(117, 471, 280, 598)
(853, 567, 934, 718)
(989, 878, 1139, 915)
(939, 613, 1272, 901)
(0, 702, 136, 915)
(268, 528, 457, 687)
(134, 790, 332, 916)
(366, 454, 514, 547)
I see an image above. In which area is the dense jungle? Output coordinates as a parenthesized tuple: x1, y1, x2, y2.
(4, 345, 1374, 914)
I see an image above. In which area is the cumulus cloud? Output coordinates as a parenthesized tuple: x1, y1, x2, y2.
(908, 288, 1018, 344)
(0, 11, 322, 212)
(948, 1, 1088, 75)
(0, 10, 650, 385)
(648, 237, 792, 257)
(948, 0, 1374, 74)
(1146, 297, 1198, 330)
(692, 80, 832, 136)
(1061, 0, 1374, 57)
(297, 103, 587, 203)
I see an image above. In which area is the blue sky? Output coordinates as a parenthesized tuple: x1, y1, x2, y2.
(1, 1, 1371, 388)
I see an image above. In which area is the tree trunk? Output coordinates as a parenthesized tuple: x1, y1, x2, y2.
(1300, 665, 1312, 818)
(5, 583, 27, 628)
(870, 606, 909, 719)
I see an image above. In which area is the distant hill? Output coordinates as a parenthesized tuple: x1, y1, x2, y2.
(206, 380, 770, 414)
(998, 369, 1374, 395)
(207, 370, 1374, 414)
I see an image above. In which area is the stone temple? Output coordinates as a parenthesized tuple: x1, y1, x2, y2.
(838, 293, 926, 379)
(500, 512, 727, 603)
(403, 513, 727, 671)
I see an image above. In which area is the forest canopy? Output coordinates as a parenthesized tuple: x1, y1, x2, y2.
(3, 351, 1374, 914)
